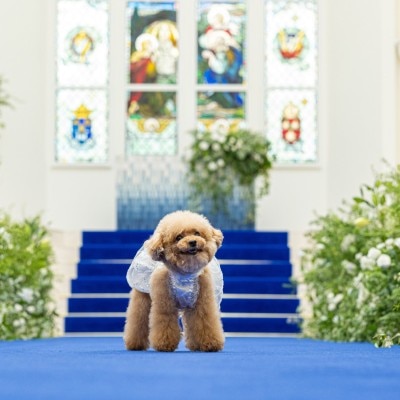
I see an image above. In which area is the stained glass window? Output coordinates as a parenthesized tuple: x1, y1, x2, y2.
(197, 0, 246, 139)
(126, 1, 178, 155)
(126, 91, 177, 155)
(56, 0, 109, 164)
(197, 91, 245, 132)
(265, 0, 318, 164)
(197, 1, 246, 84)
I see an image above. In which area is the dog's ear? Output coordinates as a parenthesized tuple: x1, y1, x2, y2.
(144, 232, 165, 261)
(212, 228, 223, 248)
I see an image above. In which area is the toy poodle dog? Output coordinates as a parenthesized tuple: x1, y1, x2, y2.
(123, 210, 225, 352)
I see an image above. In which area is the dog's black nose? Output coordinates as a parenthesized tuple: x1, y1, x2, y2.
(189, 240, 197, 247)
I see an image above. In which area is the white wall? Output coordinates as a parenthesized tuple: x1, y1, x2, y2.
(324, 0, 398, 211)
(257, 0, 399, 231)
(0, 0, 398, 233)
(0, 0, 47, 219)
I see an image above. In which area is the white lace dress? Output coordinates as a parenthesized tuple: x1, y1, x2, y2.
(126, 246, 224, 309)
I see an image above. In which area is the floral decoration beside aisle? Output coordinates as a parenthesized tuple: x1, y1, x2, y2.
(0, 214, 57, 340)
(186, 128, 274, 223)
(299, 163, 400, 347)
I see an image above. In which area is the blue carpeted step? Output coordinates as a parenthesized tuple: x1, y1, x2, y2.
(79, 244, 290, 261)
(222, 318, 300, 333)
(64, 316, 300, 333)
(70, 277, 295, 294)
(77, 261, 293, 278)
(66, 229, 298, 335)
(82, 230, 288, 245)
(68, 297, 299, 314)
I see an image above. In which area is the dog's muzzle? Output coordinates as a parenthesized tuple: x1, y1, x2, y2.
(182, 240, 200, 255)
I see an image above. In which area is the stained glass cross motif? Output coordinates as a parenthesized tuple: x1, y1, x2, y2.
(55, 0, 109, 164)
(265, 0, 318, 164)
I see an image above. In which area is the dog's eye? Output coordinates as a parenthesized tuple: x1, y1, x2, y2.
(194, 231, 201, 236)
(176, 234, 183, 242)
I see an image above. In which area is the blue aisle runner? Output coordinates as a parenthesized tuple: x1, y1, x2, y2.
(0, 337, 399, 400)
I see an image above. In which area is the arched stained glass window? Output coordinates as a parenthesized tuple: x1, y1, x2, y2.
(55, 0, 109, 164)
(265, 0, 318, 164)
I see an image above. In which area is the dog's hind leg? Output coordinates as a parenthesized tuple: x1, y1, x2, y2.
(183, 267, 225, 352)
(149, 267, 181, 352)
(124, 289, 151, 350)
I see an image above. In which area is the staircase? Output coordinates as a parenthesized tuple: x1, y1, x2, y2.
(64, 231, 300, 336)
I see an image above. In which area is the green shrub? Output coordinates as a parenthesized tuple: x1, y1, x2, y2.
(299, 164, 400, 347)
(0, 214, 56, 340)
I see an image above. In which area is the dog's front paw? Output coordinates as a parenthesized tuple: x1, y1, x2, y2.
(150, 328, 181, 352)
(124, 336, 149, 351)
(186, 336, 225, 352)
(150, 336, 180, 352)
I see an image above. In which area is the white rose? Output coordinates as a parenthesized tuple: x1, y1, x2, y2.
(377, 254, 391, 268)
(18, 288, 34, 303)
(14, 304, 23, 312)
(208, 162, 218, 171)
(367, 247, 381, 260)
(360, 256, 374, 270)
(341, 234, 355, 251)
(199, 141, 209, 151)
(342, 260, 356, 273)
(212, 143, 221, 151)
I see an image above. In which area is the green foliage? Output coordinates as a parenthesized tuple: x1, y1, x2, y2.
(0, 214, 57, 340)
(185, 128, 274, 221)
(299, 164, 400, 347)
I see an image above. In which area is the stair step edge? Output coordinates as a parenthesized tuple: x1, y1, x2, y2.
(66, 312, 300, 319)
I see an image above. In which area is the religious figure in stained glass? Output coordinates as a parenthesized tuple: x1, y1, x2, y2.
(198, 3, 245, 84)
(128, 2, 178, 84)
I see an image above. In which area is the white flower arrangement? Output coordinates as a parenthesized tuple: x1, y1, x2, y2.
(186, 127, 274, 222)
(0, 214, 56, 340)
(298, 164, 400, 347)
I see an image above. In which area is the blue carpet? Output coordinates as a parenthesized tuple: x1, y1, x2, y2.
(0, 337, 399, 400)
